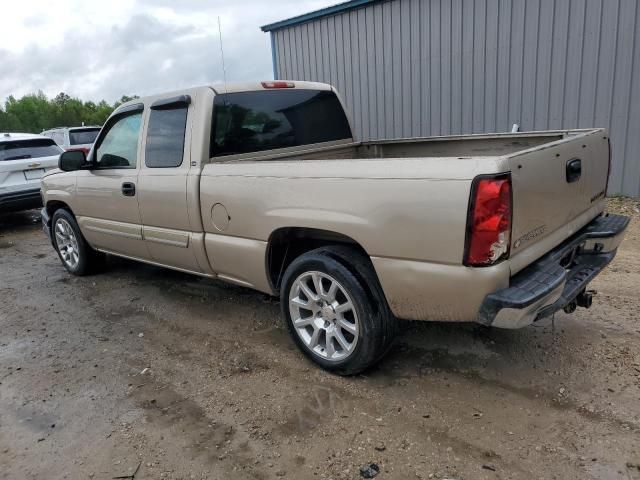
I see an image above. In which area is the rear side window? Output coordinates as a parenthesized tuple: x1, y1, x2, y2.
(145, 106, 188, 168)
(69, 128, 100, 145)
(0, 138, 62, 161)
(210, 89, 352, 157)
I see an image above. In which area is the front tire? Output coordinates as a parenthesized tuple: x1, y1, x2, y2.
(51, 209, 105, 276)
(280, 246, 396, 375)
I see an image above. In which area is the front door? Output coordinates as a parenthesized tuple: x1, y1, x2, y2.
(74, 105, 150, 260)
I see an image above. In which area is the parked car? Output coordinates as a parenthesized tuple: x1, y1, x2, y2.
(42, 126, 101, 156)
(0, 133, 63, 213)
(40, 81, 629, 374)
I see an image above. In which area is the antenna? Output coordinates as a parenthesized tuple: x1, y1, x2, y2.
(217, 16, 228, 96)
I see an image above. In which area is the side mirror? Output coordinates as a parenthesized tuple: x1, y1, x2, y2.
(59, 150, 88, 172)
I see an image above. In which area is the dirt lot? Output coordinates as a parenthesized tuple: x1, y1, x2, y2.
(1, 199, 639, 480)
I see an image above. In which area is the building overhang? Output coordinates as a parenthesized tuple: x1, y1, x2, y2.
(260, 0, 380, 32)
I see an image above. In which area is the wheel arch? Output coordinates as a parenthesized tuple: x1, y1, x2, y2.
(45, 200, 74, 235)
(265, 226, 373, 293)
(46, 200, 74, 217)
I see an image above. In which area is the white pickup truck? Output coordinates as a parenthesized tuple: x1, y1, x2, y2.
(40, 81, 629, 374)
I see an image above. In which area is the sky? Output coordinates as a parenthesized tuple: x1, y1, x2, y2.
(0, 0, 337, 104)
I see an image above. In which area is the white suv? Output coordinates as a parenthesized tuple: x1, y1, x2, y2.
(0, 133, 62, 213)
(42, 126, 101, 155)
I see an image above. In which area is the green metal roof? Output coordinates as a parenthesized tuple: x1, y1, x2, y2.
(261, 0, 380, 32)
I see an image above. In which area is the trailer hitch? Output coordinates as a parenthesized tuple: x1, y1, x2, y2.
(563, 289, 596, 313)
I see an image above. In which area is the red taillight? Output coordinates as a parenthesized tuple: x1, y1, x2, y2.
(464, 174, 512, 266)
(261, 81, 295, 89)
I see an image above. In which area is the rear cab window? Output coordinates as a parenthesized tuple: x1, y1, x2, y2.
(0, 138, 63, 161)
(210, 89, 352, 157)
(69, 128, 100, 145)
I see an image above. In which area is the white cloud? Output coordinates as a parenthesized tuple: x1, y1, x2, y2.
(0, 0, 336, 103)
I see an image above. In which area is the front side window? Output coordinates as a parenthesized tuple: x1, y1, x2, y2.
(0, 138, 63, 161)
(145, 106, 188, 168)
(211, 89, 352, 157)
(95, 111, 142, 169)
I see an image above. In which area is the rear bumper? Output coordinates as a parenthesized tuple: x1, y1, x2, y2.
(478, 213, 629, 328)
(0, 188, 42, 213)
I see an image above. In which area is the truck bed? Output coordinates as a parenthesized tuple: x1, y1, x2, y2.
(204, 127, 609, 286)
(210, 129, 598, 163)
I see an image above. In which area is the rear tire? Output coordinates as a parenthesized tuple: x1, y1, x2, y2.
(280, 246, 396, 375)
(51, 209, 105, 276)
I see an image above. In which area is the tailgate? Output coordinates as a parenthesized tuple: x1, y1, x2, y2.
(1, 137, 61, 194)
(507, 130, 610, 270)
(0, 154, 60, 193)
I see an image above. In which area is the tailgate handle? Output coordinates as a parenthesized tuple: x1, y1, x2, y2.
(566, 158, 582, 183)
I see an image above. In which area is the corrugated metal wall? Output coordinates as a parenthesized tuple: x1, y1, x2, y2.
(271, 0, 640, 196)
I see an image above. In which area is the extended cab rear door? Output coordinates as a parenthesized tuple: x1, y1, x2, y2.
(137, 93, 207, 273)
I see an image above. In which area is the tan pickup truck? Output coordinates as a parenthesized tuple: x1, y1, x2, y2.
(41, 81, 629, 374)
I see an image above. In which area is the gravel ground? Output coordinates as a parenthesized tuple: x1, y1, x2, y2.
(1, 198, 639, 480)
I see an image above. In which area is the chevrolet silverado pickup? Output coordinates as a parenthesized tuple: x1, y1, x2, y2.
(40, 81, 629, 374)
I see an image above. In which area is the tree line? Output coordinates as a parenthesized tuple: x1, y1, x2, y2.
(0, 92, 139, 134)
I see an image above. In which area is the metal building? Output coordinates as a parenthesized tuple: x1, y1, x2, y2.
(262, 0, 640, 196)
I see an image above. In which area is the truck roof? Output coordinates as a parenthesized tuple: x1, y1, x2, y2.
(210, 80, 333, 94)
(113, 81, 335, 113)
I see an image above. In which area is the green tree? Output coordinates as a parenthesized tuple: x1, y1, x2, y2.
(53, 92, 71, 105)
(113, 95, 140, 109)
(0, 92, 138, 133)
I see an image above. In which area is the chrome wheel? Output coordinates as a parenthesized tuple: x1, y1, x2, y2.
(289, 271, 359, 362)
(54, 218, 80, 269)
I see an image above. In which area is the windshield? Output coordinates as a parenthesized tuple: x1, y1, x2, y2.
(0, 138, 63, 161)
(69, 128, 100, 145)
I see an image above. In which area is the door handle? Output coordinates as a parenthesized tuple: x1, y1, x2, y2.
(122, 182, 136, 196)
